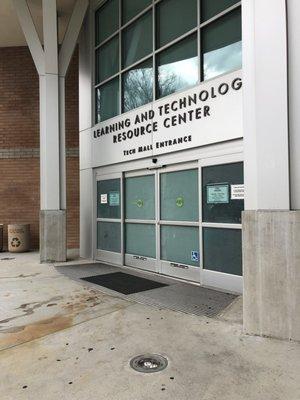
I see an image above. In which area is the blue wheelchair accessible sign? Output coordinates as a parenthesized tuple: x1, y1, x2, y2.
(191, 251, 199, 262)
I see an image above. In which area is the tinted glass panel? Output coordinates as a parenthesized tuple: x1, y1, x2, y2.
(156, 0, 197, 48)
(123, 0, 151, 24)
(201, 0, 239, 22)
(202, 8, 242, 80)
(97, 179, 121, 219)
(161, 225, 200, 267)
(160, 169, 198, 221)
(97, 222, 121, 253)
(123, 59, 153, 112)
(96, 78, 119, 123)
(122, 11, 152, 68)
(157, 34, 198, 99)
(125, 175, 155, 220)
(95, 0, 119, 45)
(125, 223, 156, 258)
(202, 162, 244, 223)
(203, 227, 242, 275)
(96, 36, 119, 84)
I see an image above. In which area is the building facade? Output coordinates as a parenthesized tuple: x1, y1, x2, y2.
(80, 0, 244, 293)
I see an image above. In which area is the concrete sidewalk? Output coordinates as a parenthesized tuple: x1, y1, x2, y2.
(0, 252, 299, 400)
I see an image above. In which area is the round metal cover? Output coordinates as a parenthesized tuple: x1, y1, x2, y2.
(130, 354, 168, 373)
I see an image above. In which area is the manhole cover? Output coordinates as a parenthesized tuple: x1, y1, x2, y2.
(130, 354, 168, 373)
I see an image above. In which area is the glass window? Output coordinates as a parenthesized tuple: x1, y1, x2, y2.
(95, 78, 119, 123)
(125, 175, 155, 220)
(95, 0, 119, 45)
(161, 225, 200, 267)
(122, 11, 153, 68)
(97, 179, 121, 219)
(156, 0, 197, 49)
(203, 227, 242, 275)
(160, 169, 199, 222)
(157, 34, 198, 99)
(97, 222, 121, 253)
(122, 59, 153, 113)
(202, 162, 244, 224)
(96, 36, 119, 84)
(122, 0, 151, 24)
(201, 0, 239, 22)
(202, 7, 242, 80)
(125, 223, 156, 258)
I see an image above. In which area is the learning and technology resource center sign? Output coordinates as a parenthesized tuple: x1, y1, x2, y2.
(92, 71, 242, 167)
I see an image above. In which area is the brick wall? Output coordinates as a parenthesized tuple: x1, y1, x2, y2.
(0, 46, 79, 250)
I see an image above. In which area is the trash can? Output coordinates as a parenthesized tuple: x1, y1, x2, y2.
(8, 224, 30, 253)
(0, 224, 3, 252)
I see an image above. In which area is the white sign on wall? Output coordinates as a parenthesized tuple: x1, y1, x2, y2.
(231, 184, 245, 200)
(91, 70, 243, 168)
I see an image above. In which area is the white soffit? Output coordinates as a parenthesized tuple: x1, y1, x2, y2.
(0, 0, 77, 47)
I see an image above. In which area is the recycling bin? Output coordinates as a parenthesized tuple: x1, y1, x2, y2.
(8, 224, 30, 253)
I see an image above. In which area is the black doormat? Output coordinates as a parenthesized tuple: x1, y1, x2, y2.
(81, 272, 168, 295)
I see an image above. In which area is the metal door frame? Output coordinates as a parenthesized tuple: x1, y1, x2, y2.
(124, 169, 158, 273)
(95, 172, 123, 266)
(199, 153, 244, 293)
(157, 161, 201, 282)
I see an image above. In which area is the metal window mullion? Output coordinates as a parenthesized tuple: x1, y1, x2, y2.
(95, 30, 119, 50)
(198, 161, 204, 283)
(119, 0, 122, 115)
(199, 2, 242, 29)
(152, 1, 156, 101)
(159, 220, 199, 227)
(125, 219, 156, 224)
(97, 218, 121, 223)
(201, 222, 242, 230)
(95, 71, 120, 88)
(156, 170, 161, 272)
(154, 27, 198, 56)
(198, 0, 202, 83)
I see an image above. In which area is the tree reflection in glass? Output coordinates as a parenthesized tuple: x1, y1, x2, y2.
(123, 59, 153, 113)
(157, 34, 198, 99)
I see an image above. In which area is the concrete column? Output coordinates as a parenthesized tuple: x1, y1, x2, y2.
(79, 13, 94, 259)
(39, 0, 66, 262)
(241, 0, 297, 340)
(243, 211, 300, 341)
(287, 0, 300, 210)
(242, 0, 290, 210)
(13, 0, 88, 262)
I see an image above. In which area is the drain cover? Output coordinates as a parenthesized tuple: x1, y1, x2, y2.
(0, 257, 15, 261)
(130, 354, 168, 373)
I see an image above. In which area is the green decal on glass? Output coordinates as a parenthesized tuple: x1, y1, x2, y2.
(134, 199, 144, 208)
(207, 184, 229, 204)
(109, 191, 120, 206)
(176, 196, 184, 208)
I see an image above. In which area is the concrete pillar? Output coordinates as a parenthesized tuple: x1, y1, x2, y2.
(79, 14, 94, 259)
(287, 0, 300, 210)
(241, 0, 297, 340)
(13, 0, 88, 262)
(243, 211, 300, 341)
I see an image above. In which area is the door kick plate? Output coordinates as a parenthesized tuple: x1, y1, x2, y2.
(170, 263, 189, 269)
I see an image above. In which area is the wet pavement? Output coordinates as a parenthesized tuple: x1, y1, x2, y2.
(0, 251, 299, 400)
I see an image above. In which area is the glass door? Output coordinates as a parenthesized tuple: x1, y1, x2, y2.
(200, 156, 244, 293)
(96, 173, 123, 265)
(158, 163, 201, 282)
(124, 170, 157, 272)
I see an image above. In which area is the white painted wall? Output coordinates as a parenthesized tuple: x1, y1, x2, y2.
(242, 0, 290, 210)
(287, 0, 300, 210)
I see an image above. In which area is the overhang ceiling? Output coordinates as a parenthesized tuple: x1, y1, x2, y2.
(0, 0, 77, 47)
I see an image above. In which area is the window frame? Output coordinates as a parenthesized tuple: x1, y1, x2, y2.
(93, 0, 242, 124)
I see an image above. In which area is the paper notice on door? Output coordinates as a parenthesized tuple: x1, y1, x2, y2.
(100, 194, 108, 204)
(231, 184, 244, 200)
